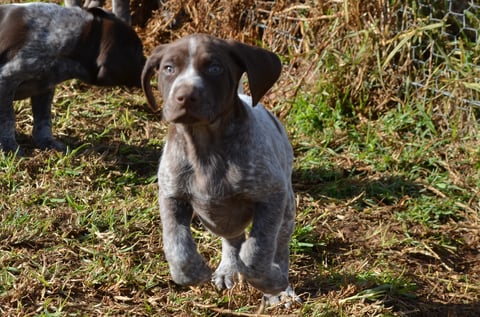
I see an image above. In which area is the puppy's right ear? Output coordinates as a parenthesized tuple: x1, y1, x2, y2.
(226, 40, 282, 107)
(141, 45, 166, 114)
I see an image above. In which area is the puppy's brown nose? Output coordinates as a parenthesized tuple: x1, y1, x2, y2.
(175, 87, 199, 107)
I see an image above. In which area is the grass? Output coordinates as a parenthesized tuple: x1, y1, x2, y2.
(1, 0, 480, 316)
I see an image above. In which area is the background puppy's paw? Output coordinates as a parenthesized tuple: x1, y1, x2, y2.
(34, 138, 67, 152)
(0, 138, 21, 155)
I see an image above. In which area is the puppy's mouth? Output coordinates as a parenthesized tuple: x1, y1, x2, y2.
(164, 108, 210, 125)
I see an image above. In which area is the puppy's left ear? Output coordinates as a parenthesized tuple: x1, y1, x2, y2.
(226, 40, 282, 106)
(141, 45, 167, 113)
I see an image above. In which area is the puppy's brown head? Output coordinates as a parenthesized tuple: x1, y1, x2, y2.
(141, 34, 281, 124)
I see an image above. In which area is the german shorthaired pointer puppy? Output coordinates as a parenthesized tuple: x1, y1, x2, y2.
(0, 3, 145, 153)
(142, 34, 298, 305)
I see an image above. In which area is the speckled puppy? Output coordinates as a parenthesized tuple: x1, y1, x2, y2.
(142, 33, 298, 305)
(0, 2, 144, 153)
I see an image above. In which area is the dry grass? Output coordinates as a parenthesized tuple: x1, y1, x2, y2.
(1, 0, 479, 316)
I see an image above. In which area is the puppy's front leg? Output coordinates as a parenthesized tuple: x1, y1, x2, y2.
(263, 190, 302, 306)
(31, 89, 66, 151)
(239, 195, 290, 294)
(160, 196, 212, 286)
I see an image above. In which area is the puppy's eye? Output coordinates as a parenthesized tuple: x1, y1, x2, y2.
(206, 64, 223, 75)
(163, 65, 175, 75)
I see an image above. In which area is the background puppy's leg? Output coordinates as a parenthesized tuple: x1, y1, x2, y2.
(0, 89, 19, 153)
(85, 0, 105, 8)
(212, 235, 245, 290)
(31, 89, 66, 151)
(64, 0, 106, 9)
(160, 196, 212, 286)
(238, 195, 290, 294)
(64, 0, 83, 7)
(112, 0, 131, 25)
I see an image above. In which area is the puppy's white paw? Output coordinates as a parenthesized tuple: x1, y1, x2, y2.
(263, 285, 302, 308)
(212, 264, 238, 289)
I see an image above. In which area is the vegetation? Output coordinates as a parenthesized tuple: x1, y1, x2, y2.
(1, 0, 479, 316)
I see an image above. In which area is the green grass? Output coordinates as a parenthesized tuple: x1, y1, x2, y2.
(3, 78, 476, 316)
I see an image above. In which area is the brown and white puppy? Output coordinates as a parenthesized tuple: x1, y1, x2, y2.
(142, 34, 298, 305)
(0, 2, 145, 153)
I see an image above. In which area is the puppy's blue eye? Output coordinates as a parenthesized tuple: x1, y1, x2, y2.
(163, 65, 175, 75)
(206, 64, 223, 75)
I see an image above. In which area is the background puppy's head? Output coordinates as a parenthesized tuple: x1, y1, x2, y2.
(90, 7, 145, 87)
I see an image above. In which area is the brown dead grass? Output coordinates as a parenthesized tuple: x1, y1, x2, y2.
(136, 0, 453, 124)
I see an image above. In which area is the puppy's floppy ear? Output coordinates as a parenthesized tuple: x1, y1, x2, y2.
(226, 40, 282, 107)
(141, 45, 166, 114)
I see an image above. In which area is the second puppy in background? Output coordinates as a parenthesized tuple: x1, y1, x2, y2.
(0, 3, 145, 153)
(142, 33, 298, 305)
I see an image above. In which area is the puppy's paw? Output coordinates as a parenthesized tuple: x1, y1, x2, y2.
(238, 240, 289, 294)
(0, 138, 21, 155)
(212, 263, 238, 289)
(34, 137, 66, 152)
(263, 285, 302, 308)
(169, 259, 212, 286)
(243, 263, 289, 295)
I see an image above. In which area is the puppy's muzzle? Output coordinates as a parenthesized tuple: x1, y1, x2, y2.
(165, 85, 208, 124)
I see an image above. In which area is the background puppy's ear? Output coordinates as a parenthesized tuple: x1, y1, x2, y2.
(226, 40, 282, 107)
(141, 45, 167, 114)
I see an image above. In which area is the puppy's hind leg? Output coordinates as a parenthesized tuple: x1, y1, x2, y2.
(31, 89, 66, 151)
(160, 197, 212, 286)
(213, 235, 245, 290)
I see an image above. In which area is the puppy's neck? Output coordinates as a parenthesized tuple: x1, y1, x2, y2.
(167, 96, 249, 159)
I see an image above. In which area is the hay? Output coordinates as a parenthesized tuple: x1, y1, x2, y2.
(137, 0, 403, 114)
(135, 0, 478, 135)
